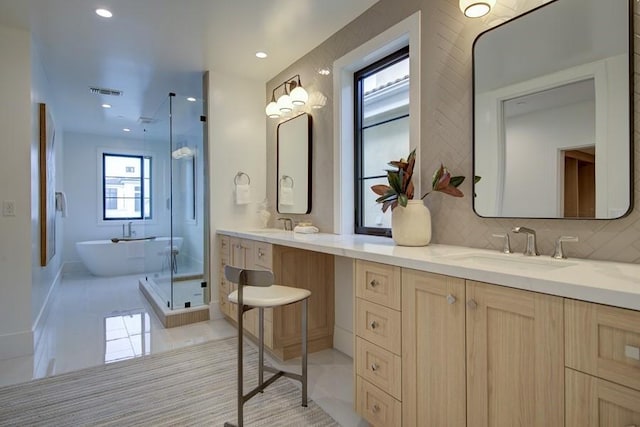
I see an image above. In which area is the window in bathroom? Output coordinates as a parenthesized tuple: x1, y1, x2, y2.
(354, 46, 410, 236)
(103, 153, 152, 220)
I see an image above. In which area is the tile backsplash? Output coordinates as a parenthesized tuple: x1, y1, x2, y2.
(266, 0, 640, 263)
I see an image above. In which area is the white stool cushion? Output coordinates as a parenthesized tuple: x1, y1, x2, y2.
(228, 285, 311, 308)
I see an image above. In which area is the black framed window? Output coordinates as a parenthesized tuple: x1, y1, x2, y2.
(354, 46, 410, 235)
(103, 153, 152, 220)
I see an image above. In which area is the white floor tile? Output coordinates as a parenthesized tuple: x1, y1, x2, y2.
(0, 272, 364, 426)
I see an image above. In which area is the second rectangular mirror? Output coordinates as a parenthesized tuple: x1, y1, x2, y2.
(473, 0, 632, 219)
(277, 113, 312, 214)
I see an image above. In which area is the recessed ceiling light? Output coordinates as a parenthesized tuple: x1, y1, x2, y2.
(255, 51, 268, 59)
(187, 97, 197, 102)
(95, 8, 113, 18)
(123, 128, 131, 132)
(318, 68, 331, 76)
(101, 103, 111, 109)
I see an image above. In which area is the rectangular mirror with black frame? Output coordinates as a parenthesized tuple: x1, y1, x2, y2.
(277, 113, 312, 214)
(473, 0, 632, 219)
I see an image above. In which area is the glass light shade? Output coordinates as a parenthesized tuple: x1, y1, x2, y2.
(290, 86, 309, 106)
(277, 94, 293, 113)
(265, 101, 280, 118)
(459, 0, 495, 18)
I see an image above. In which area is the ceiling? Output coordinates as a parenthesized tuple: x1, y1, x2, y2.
(0, 0, 378, 139)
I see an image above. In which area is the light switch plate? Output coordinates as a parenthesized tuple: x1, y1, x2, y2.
(2, 200, 15, 217)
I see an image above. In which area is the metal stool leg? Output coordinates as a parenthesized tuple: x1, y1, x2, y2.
(301, 298, 308, 407)
(259, 307, 264, 389)
(236, 303, 244, 427)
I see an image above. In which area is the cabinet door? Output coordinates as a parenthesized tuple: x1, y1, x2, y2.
(566, 368, 640, 426)
(402, 269, 466, 427)
(228, 238, 257, 336)
(272, 246, 334, 349)
(466, 281, 564, 427)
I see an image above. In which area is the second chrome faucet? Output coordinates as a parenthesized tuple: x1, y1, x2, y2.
(512, 226, 539, 256)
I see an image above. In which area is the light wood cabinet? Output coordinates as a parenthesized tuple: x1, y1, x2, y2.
(402, 269, 466, 427)
(355, 260, 402, 427)
(566, 368, 640, 426)
(402, 273, 564, 427)
(565, 299, 640, 392)
(218, 236, 334, 360)
(466, 280, 564, 427)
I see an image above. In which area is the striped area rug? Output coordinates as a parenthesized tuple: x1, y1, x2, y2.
(0, 337, 339, 426)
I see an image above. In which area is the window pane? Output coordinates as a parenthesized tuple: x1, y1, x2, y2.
(362, 116, 410, 178)
(103, 154, 151, 220)
(361, 177, 393, 229)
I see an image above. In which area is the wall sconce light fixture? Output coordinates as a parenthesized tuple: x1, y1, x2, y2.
(459, 0, 495, 18)
(265, 74, 309, 118)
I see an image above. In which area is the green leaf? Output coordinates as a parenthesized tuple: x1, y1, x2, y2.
(375, 192, 397, 203)
(474, 175, 482, 184)
(387, 171, 403, 193)
(449, 176, 465, 188)
(398, 193, 408, 207)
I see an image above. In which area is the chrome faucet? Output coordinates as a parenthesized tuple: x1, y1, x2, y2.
(122, 221, 135, 238)
(552, 236, 579, 259)
(512, 226, 539, 256)
(277, 217, 294, 231)
(491, 233, 512, 254)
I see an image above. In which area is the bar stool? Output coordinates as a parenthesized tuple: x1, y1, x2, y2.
(223, 265, 311, 427)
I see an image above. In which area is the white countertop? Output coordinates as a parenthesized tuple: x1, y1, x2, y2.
(217, 228, 640, 311)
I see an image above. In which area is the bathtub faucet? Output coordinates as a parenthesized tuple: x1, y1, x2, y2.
(122, 221, 136, 238)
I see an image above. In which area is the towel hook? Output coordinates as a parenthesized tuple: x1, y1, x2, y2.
(234, 171, 250, 185)
(280, 175, 294, 188)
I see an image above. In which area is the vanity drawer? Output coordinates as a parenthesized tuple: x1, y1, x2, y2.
(356, 337, 401, 400)
(253, 242, 272, 269)
(356, 299, 401, 355)
(356, 376, 401, 427)
(566, 299, 640, 391)
(566, 368, 640, 426)
(355, 260, 401, 310)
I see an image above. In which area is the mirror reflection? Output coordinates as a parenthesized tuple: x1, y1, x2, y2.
(277, 113, 312, 214)
(473, 0, 632, 219)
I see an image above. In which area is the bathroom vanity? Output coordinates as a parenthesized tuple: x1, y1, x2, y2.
(216, 229, 640, 426)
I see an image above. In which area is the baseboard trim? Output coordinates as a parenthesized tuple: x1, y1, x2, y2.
(333, 325, 353, 358)
(33, 264, 63, 349)
(0, 330, 33, 360)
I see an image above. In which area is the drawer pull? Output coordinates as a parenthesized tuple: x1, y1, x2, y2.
(625, 425, 637, 427)
(369, 279, 379, 288)
(257, 248, 264, 258)
(624, 345, 640, 361)
(467, 299, 478, 309)
(370, 321, 379, 330)
(372, 404, 380, 414)
(371, 363, 379, 372)
(446, 294, 456, 305)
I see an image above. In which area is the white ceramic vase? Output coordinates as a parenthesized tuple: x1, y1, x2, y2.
(391, 200, 431, 246)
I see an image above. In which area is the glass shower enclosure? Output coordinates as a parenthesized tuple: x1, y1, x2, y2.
(142, 93, 207, 310)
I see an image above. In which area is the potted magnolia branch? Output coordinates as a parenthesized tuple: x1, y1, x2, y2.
(371, 149, 473, 246)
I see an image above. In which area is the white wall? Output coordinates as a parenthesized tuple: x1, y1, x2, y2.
(207, 70, 266, 315)
(30, 40, 65, 371)
(62, 132, 172, 267)
(0, 25, 33, 359)
(502, 100, 594, 217)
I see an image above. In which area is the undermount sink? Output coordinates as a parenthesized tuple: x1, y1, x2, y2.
(438, 252, 578, 271)
(247, 228, 291, 234)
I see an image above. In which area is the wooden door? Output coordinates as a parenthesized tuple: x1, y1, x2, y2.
(466, 281, 564, 427)
(402, 269, 466, 427)
(566, 368, 640, 426)
(563, 149, 595, 218)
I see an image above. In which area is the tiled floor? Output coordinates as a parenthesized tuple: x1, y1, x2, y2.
(0, 272, 366, 427)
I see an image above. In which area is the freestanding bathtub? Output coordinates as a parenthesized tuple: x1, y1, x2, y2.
(76, 237, 183, 277)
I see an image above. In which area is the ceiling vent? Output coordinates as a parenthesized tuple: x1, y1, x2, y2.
(138, 116, 157, 125)
(89, 86, 123, 96)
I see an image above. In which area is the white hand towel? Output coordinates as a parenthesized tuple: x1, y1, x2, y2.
(55, 191, 68, 218)
(280, 187, 294, 206)
(235, 184, 251, 205)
